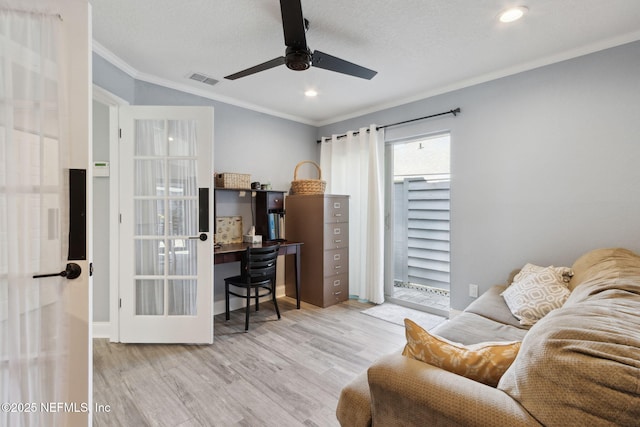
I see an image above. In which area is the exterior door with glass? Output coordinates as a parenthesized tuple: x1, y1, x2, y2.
(119, 106, 214, 344)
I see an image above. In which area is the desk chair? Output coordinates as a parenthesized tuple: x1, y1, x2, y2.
(224, 244, 281, 331)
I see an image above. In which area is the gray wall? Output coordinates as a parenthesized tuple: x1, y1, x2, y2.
(318, 40, 640, 311)
(92, 54, 318, 320)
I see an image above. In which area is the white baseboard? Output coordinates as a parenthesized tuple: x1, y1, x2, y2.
(93, 321, 111, 338)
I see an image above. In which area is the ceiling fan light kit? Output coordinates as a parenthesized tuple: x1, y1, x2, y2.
(224, 0, 377, 81)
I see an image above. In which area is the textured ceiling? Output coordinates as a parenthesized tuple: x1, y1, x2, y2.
(90, 0, 640, 125)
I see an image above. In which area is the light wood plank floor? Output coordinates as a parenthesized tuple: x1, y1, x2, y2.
(93, 297, 406, 427)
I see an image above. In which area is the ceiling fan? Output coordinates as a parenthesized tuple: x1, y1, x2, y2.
(224, 0, 377, 80)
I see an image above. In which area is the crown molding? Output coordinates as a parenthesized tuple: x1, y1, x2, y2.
(316, 30, 640, 127)
(91, 40, 318, 126)
(93, 31, 640, 129)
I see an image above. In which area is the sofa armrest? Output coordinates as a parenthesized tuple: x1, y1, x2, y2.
(336, 370, 372, 427)
(367, 354, 540, 427)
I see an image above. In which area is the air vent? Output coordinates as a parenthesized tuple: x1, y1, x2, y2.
(188, 72, 219, 87)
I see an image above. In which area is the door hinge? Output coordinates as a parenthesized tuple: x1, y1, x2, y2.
(119, 128, 122, 139)
(119, 213, 122, 223)
(119, 298, 122, 309)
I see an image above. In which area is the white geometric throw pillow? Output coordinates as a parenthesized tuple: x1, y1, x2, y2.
(501, 265, 571, 326)
(513, 263, 573, 284)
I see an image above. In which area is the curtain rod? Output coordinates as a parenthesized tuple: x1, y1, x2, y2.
(316, 107, 461, 143)
(2, 8, 63, 20)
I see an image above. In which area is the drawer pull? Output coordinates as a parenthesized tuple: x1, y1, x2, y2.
(333, 279, 341, 286)
(335, 265, 342, 269)
(334, 239, 342, 244)
(333, 254, 341, 261)
(334, 213, 342, 217)
(334, 291, 342, 295)
(334, 202, 341, 209)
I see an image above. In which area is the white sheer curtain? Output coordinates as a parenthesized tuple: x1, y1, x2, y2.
(320, 125, 385, 304)
(0, 9, 69, 426)
(134, 119, 199, 316)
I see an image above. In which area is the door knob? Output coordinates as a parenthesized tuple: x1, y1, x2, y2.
(33, 263, 82, 280)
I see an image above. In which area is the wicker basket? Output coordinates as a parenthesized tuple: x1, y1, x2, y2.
(215, 172, 251, 189)
(291, 161, 326, 195)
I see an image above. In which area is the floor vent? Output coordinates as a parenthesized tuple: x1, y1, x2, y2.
(188, 72, 218, 86)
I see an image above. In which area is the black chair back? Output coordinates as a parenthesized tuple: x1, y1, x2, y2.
(241, 244, 280, 284)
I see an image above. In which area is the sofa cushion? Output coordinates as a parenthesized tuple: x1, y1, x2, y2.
(498, 249, 640, 426)
(501, 265, 571, 325)
(432, 311, 528, 345)
(403, 319, 521, 387)
(568, 247, 636, 290)
(464, 285, 529, 329)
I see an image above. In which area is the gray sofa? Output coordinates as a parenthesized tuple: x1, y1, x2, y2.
(336, 248, 640, 426)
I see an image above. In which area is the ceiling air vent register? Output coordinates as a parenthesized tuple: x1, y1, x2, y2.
(188, 72, 219, 86)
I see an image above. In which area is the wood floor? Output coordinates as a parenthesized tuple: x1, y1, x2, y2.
(93, 297, 406, 427)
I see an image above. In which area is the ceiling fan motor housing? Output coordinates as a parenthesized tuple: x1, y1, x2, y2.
(285, 46, 311, 71)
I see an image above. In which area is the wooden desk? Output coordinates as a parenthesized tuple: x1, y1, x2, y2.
(214, 241, 302, 309)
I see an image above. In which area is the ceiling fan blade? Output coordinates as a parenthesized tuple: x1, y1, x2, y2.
(224, 57, 286, 80)
(280, 0, 307, 49)
(312, 50, 377, 80)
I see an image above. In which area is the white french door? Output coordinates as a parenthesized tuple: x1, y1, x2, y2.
(119, 106, 214, 344)
(1, 2, 91, 426)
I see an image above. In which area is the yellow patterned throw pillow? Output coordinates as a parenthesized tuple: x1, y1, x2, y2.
(402, 319, 521, 387)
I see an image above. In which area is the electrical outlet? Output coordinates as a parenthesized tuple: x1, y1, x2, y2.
(469, 284, 479, 298)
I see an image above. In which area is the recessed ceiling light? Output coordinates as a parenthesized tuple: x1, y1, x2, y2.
(305, 89, 318, 97)
(498, 6, 528, 23)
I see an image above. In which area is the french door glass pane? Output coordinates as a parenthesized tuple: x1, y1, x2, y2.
(135, 159, 166, 196)
(168, 159, 197, 196)
(135, 279, 164, 315)
(135, 239, 164, 275)
(135, 199, 165, 235)
(168, 280, 197, 316)
(168, 239, 197, 276)
(168, 199, 197, 236)
(168, 120, 197, 156)
(135, 120, 165, 156)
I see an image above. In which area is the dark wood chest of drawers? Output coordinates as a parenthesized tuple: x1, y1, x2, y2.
(285, 194, 349, 307)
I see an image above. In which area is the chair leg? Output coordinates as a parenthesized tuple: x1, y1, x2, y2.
(255, 287, 260, 311)
(245, 287, 251, 332)
(272, 280, 281, 320)
(225, 281, 230, 321)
